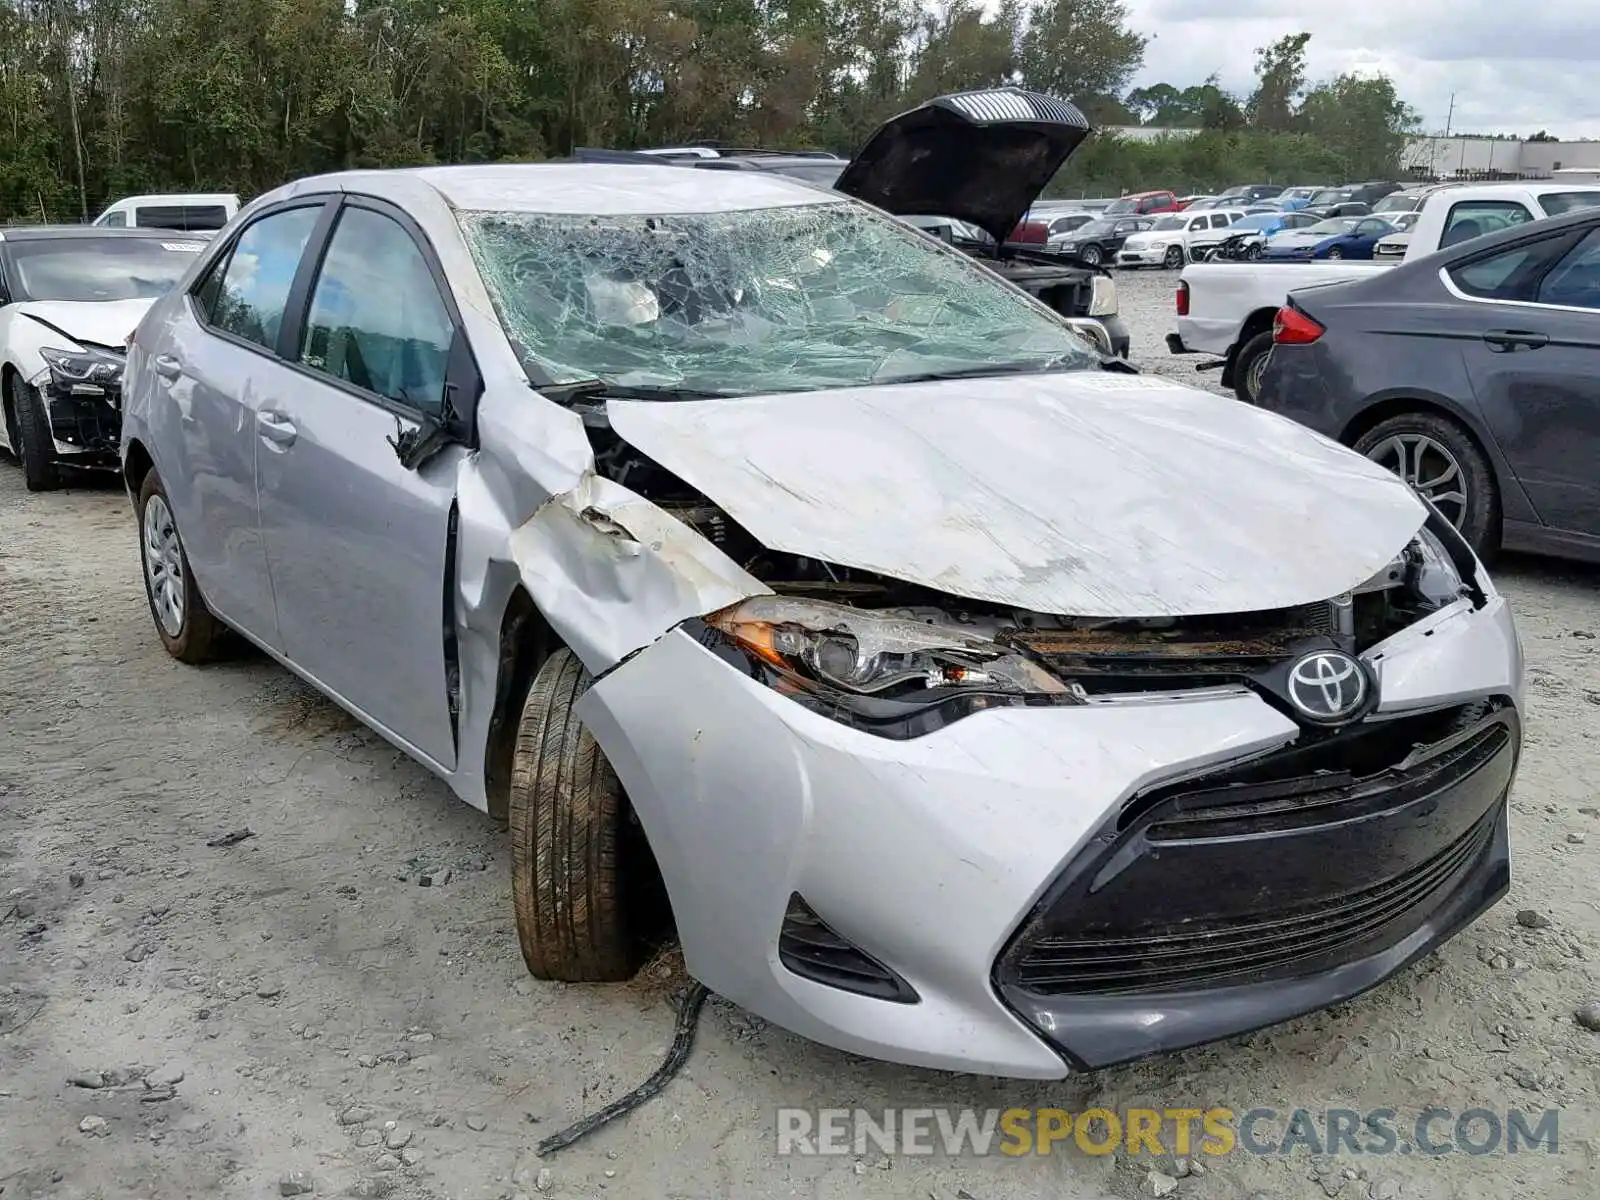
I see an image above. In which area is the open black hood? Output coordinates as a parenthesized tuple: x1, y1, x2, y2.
(834, 88, 1092, 244)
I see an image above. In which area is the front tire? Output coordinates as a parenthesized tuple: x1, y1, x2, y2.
(1163, 245, 1185, 269)
(509, 648, 666, 982)
(137, 469, 229, 663)
(1233, 331, 1275, 405)
(1080, 244, 1103, 267)
(1353, 412, 1499, 556)
(1326, 246, 1345, 259)
(9, 376, 60, 492)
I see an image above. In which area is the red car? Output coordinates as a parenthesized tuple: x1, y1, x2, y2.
(1103, 190, 1181, 216)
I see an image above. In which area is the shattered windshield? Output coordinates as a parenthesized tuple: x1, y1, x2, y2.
(459, 201, 1100, 396)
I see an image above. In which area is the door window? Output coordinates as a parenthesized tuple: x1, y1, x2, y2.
(1209, 213, 1231, 228)
(136, 205, 229, 232)
(1441, 200, 1534, 249)
(298, 207, 454, 414)
(1537, 191, 1600, 217)
(1447, 233, 1574, 301)
(1188, 216, 1208, 232)
(200, 206, 321, 351)
(1534, 228, 1600, 309)
(1355, 219, 1391, 237)
(100, 211, 127, 228)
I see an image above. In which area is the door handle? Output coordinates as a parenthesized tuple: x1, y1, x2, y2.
(1482, 329, 1548, 352)
(256, 411, 298, 447)
(152, 353, 183, 380)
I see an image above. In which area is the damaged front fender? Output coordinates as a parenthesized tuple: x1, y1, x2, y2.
(506, 470, 771, 675)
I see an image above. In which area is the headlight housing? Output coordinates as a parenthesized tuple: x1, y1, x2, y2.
(702, 597, 1079, 738)
(1087, 273, 1117, 317)
(39, 346, 125, 394)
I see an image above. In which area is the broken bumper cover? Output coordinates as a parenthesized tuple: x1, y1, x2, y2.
(576, 594, 1521, 1078)
(38, 376, 122, 465)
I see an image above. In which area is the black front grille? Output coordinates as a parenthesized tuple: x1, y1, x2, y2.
(996, 701, 1517, 998)
(1012, 805, 1499, 995)
(778, 894, 918, 1004)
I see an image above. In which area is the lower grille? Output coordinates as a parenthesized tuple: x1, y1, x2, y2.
(996, 701, 1517, 998)
(1012, 806, 1498, 994)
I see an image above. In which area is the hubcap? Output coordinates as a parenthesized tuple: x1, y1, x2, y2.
(1245, 350, 1270, 401)
(1366, 434, 1469, 528)
(142, 495, 186, 637)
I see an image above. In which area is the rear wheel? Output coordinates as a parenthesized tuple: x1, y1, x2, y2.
(8, 375, 60, 492)
(1353, 412, 1499, 556)
(509, 648, 668, 982)
(1163, 245, 1185, 269)
(1233, 331, 1275, 405)
(137, 469, 230, 663)
(1080, 244, 1102, 267)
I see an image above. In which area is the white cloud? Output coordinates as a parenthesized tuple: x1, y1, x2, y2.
(1120, 0, 1600, 138)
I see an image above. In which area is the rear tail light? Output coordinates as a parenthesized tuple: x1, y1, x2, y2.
(1273, 305, 1324, 345)
(1176, 280, 1190, 317)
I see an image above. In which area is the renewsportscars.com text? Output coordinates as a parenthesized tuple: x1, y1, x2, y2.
(775, 1106, 1560, 1158)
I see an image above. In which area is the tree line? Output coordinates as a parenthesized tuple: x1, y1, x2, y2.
(0, 1, 1416, 223)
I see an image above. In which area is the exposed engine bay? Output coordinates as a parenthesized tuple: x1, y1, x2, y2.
(581, 402, 1468, 696)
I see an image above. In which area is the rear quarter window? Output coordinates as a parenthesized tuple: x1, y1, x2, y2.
(1537, 191, 1600, 217)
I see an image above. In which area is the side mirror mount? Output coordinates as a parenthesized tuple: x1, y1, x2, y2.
(1062, 318, 1115, 357)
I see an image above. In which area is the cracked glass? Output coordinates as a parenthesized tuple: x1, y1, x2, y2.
(458, 201, 1098, 397)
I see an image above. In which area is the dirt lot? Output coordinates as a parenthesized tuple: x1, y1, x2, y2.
(3, 284, 1600, 1199)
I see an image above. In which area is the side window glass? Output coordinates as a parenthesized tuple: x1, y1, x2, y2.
(102, 211, 127, 228)
(1448, 235, 1573, 302)
(207, 206, 321, 351)
(1210, 214, 1230, 228)
(1441, 201, 1532, 249)
(1535, 228, 1600, 309)
(299, 207, 454, 414)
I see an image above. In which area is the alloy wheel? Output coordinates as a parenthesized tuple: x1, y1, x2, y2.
(142, 494, 186, 637)
(1245, 350, 1270, 402)
(1365, 433, 1469, 528)
(1081, 245, 1102, 266)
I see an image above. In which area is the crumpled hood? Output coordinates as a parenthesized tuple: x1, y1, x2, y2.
(606, 373, 1426, 618)
(10, 298, 154, 349)
(834, 88, 1092, 245)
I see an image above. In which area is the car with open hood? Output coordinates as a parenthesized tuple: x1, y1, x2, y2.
(588, 90, 1126, 355)
(121, 151, 1523, 1078)
(0, 227, 208, 490)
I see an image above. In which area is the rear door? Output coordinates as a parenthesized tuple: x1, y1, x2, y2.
(254, 196, 474, 768)
(1447, 225, 1600, 535)
(145, 201, 329, 647)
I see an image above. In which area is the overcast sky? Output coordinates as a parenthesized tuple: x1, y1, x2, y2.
(1120, 0, 1600, 139)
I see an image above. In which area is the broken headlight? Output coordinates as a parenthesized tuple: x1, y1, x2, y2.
(40, 346, 124, 394)
(703, 597, 1079, 738)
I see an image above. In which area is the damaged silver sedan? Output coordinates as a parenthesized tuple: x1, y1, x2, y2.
(120, 110, 1523, 1078)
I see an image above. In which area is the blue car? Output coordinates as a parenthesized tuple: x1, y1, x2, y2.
(1275, 185, 1328, 211)
(1261, 216, 1398, 260)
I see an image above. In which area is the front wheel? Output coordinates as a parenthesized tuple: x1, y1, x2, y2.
(1163, 245, 1185, 270)
(509, 648, 668, 982)
(1247, 243, 1263, 260)
(1080, 244, 1103, 267)
(1326, 246, 1344, 259)
(8, 376, 60, 492)
(1353, 412, 1499, 557)
(137, 469, 230, 663)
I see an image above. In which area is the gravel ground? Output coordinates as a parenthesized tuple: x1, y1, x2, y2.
(3, 288, 1600, 1199)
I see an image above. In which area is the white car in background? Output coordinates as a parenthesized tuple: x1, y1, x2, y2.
(1372, 210, 1424, 259)
(1117, 209, 1245, 268)
(0, 227, 206, 490)
(92, 193, 240, 233)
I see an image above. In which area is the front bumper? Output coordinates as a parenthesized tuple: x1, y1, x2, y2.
(578, 593, 1522, 1078)
(1116, 246, 1170, 266)
(32, 371, 122, 466)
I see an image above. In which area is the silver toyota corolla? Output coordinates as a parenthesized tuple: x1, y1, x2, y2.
(120, 91, 1524, 1079)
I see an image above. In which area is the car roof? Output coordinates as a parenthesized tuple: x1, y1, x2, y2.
(103, 193, 237, 206)
(270, 163, 836, 216)
(0, 225, 210, 242)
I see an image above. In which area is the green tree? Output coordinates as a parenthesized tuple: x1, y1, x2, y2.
(1248, 31, 1310, 132)
(1018, 0, 1146, 113)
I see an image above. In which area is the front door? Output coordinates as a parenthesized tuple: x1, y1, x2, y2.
(1448, 225, 1600, 537)
(254, 200, 465, 768)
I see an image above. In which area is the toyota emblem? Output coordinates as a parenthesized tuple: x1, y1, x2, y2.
(1286, 650, 1368, 723)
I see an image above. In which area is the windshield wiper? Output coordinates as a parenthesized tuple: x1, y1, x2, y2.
(871, 356, 1088, 386)
(532, 377, 732, 404)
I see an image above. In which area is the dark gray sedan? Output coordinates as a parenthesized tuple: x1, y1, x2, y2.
(1257, 206, 1600, 563)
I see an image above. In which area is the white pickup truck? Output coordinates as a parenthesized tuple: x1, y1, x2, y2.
(1167, 181, 1600, 402)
